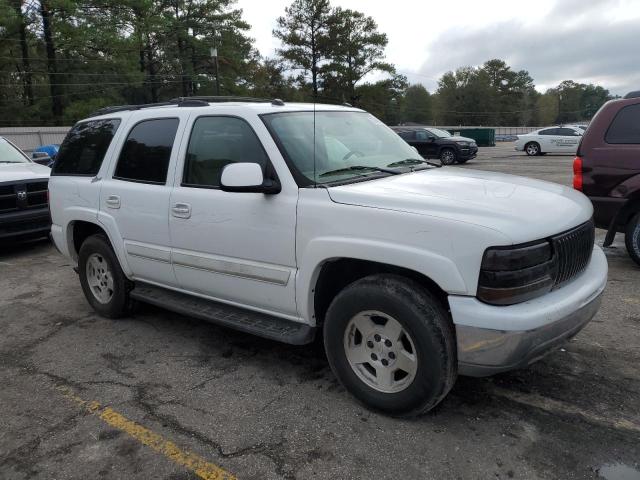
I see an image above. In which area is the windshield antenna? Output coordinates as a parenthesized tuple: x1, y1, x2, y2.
(313, 92, 317, 187)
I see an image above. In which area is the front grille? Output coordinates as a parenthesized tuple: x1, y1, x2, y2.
(0, 180, 49, 213)
(551, 219, 595, 287)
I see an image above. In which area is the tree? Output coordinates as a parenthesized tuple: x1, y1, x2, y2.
(356, 73, 408, 125)
(402, 84, 431, 124)
(322, 7, 392, 105)
(273, 0, 331, 97)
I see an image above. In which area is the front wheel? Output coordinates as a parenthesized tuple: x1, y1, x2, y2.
(525, 142, 541, 156)
(439, 148, 457, 165)
(625, 212, 640, 266)
(78, 234, 132, 318)
(323, 274, 457, 417)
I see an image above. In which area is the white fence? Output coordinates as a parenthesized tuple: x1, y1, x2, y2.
(0, 127, 71, 153)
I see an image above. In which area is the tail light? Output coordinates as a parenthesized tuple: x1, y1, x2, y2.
(573, 156, 583, 191)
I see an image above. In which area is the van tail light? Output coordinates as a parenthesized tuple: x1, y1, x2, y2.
(573, 156, 583, 191)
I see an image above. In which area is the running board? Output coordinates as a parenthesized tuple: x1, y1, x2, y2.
(130, 282, 315, 345)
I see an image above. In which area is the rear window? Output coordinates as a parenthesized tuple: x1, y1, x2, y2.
(113, 118, 179, 184)
(605, 103, 640, 144)
(52, 119, 120, 176)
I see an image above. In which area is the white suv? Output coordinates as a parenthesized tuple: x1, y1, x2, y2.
(49, 98, 608, 416)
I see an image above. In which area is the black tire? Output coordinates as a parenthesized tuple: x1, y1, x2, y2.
(625, 212, 640, 266)
(78, 234, 132, 318)
(323, 274, 457, 417)
(525, 142, 541, 156)
(457, 158, 470, 164)
(439, 148, 457, 165)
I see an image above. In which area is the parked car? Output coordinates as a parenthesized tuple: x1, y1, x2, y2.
(32, 144, 60, 167)
(515, 126, 583, 156)
(391, 126, 478, 165)
(574, 90, 640, 265)
(0, 136, 51, 243)
(49, 98, 607, 416)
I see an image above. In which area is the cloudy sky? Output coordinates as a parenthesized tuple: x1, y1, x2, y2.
(236, 0, 640, 95)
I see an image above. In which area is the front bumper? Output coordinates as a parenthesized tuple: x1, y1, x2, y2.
(450, 246, 607, 377)
(0, 207, 51, 242)
(459, 146, 478, 159)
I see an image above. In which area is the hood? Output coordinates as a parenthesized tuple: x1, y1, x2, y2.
(0, 162, 51, 183)
(327, 168, 593, 244)
(447, 135, 475, 143)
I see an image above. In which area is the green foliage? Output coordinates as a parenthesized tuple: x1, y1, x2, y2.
(0, 0, 615, 127)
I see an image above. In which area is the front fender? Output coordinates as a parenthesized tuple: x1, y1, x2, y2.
(296, 236, 468, 325)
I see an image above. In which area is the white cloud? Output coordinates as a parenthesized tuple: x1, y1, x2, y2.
(236, 0, 640, 95)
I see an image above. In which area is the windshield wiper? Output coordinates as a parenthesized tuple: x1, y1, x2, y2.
(319, 165, 400, 178)
(387, 158, 442, 169)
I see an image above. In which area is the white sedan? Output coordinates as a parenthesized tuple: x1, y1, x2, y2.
(515, 126, 583, 156)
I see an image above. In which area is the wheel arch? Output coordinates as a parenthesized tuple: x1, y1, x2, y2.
(310, 257, 452, 329)
(67, 220, 132, 276)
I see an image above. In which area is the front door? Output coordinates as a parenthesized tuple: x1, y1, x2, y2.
(100, 112, 186, 286)
(169, 114, 298, 318)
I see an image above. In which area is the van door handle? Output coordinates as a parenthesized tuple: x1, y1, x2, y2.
(171, 202, 191, 219)
(105, 195, 120, 209)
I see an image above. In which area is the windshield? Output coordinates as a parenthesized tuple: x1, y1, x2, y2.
(263, 111, 423, 184)
(427, 128, 452, 138)
(0, 138, 30, 164)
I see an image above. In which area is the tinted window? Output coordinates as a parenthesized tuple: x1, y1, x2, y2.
(606, 104, 640, 144)
(397, 131, 415, 141)
(539, 128, 557, 136)
(183, 116, 269, 188)
(415, 130, 429, 140)
(114, 118, 179, 184)
(52, 119, 120, 176)
(557, 128, 580, 136)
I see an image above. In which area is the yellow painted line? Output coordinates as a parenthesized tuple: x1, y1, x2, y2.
(491, 387, 640, 434)
(56, 385, 235, 480)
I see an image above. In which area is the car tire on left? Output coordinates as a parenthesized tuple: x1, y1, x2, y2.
(625, 212, 640, 266)
(78, 234, 132, 318)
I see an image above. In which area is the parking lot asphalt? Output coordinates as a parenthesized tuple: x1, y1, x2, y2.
(1, 142, 639, 480)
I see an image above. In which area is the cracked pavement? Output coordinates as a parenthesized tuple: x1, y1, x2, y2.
(1, 144, 639, 479)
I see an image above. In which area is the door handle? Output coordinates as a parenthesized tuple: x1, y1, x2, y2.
(105, 195, 120, 209)
(171, 202, 191, 219)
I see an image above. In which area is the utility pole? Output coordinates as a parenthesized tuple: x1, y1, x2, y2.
(210, 47, 220, 96)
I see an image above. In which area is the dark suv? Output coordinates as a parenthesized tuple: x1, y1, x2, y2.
(575, 90, 640, 264)
(392, 126, 478, 165)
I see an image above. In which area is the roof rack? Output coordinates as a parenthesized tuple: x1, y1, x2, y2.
(88, 96, 284, 118)
(624, 90, 640, 99)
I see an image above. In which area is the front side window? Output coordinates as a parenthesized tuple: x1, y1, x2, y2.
(52, 119, 120, 176)
(415, 130, 429, 140)
(606, 104, 640, 144)
(426, 128, 451, 138)
(262, 111, 424, 185)
(0, 138, 30, 164)
(114, 118, 179, 184)
(183, 116, 269, 188)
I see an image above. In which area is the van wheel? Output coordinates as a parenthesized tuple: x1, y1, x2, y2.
(525, 142, 541, 156)
(323, 274, 457, 417)
(625, 213, 640, 266)
(439, 148, 457, 165)
(78, 234, 132, 318)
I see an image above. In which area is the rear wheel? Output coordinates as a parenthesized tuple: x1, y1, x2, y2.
(625, 212, 640, 266)
(525, 142, 541, 156)
(439, 148, 457, 165)
(78, 234, 132, 318)
(323, 274, 457, 417)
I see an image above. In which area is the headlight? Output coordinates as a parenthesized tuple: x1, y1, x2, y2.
(477, 241, 554, 305)
(456, 141, 469, 146)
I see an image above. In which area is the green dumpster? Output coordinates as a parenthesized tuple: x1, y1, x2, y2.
(445, 128, 495, 147)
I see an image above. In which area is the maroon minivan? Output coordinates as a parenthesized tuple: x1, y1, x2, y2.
(575, 91, 640, 265)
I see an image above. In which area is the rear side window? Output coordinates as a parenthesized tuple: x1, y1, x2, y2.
(398, 131, 415, 141)
(557, 128, 580, 136)
(606, 104, 640, 144)
(539, 128, 557, 135)
(52, 119, 120, 176)
(114, 118, 179, 184)
(183, 116, 269, 188)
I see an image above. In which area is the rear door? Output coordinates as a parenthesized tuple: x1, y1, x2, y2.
(99, 111, 187, 286)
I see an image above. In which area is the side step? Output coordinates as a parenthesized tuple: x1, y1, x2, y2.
(130, 282, 315, 345)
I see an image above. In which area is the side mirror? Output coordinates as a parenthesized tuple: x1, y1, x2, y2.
(31, 152, 52, 166)
(220, 163, 281, 194)
(428, 136, 436, 143)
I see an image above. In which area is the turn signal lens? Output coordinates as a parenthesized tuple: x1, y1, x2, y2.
(573, 156, 583, 191)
